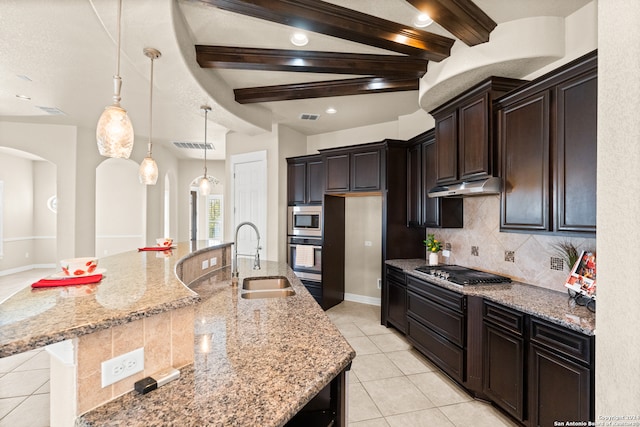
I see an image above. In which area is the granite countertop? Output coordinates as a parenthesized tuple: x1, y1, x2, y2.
(387, 259, 595, 336)
(77, 259, 355, 427)
(0, 241, 228, 357)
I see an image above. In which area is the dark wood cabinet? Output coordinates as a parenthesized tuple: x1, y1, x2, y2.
(287, 155, 324, 205)
(406, 130, 463, 228)
(529, 318, 594, 426)
(385, 266, 407, 333)
(483, 301, 526, 421)
(498, 50, 597, 235)
(325, 153, 350, 193)
(430, 77, 526, 186)
(499, 91, 551, 231)
(555, 70, 597, 233)
(323, 145, 383, 194)
(406, 275, 466, 383)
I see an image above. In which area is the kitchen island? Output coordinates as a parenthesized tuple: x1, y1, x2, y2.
(0, 242, 355, 426)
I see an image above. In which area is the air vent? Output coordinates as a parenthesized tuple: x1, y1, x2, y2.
(299, 113, 320, 121)
(173, 142, 214, 150)
(36, 106, 66, 115)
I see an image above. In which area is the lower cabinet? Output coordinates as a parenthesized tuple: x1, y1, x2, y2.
(383, 266, 407, 333)
(406, 276, 466, 384)
(528, 318, 594, 426)
(483, 301, 526, 421)
(483, 300, 595, 426)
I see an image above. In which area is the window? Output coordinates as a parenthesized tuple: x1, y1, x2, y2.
(207, 195, 223, 240)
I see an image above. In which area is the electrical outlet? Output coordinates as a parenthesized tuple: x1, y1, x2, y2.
(210, 257, 217, 266)
(25, 252, 29, 258)
(101, 348, 144, 387)
(202, 259, 209, 269)
(364, 241, 372, 247)
(377, 278, 382, 289)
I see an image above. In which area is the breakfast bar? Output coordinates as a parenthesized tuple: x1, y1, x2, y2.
(0, 242, 355, 426)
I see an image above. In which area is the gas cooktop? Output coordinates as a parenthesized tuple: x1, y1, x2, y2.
(415, 265, 511, 286)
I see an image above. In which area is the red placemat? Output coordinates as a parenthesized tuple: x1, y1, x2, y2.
(138, 247, 172, 251)
(32, 274, 103, 288)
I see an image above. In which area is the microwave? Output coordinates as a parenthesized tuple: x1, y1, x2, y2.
(288, 206, 322, 237)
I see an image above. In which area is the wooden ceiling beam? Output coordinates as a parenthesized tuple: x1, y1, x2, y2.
(195, 45, 428, 77)
(405, 0, 496, 46)
(191, 0, 454, 61)
(233, 76, 419, 104)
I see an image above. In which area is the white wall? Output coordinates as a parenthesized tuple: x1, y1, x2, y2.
(597, 0, 640, 417)
(307, 121, 399, 154)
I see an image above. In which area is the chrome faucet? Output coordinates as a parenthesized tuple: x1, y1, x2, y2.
(232, 221, 261, 280)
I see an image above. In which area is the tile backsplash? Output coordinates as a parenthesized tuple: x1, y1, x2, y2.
(428, 195, 596, 293)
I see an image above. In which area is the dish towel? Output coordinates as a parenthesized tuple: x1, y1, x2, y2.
(295, 245, 315, 268)
(32, 274, 103, 288)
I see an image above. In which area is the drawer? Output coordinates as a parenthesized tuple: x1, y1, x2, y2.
(386, 266, 406, 284)
(408, 317, 464, 383)
(530, 318, 593, 365)
(408, 290, 465, 347)
(407, 275, 464, 313)
(483, 300, 525, 336)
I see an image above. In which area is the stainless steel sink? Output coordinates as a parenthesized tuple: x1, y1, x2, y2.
(242, 276, 291, 291)
(241, 289, 296, 299)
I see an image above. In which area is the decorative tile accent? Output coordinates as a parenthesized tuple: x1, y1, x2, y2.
(550, 257, 564, 271)
(505, 251, 515, 263)
(471, 246, 479, 256)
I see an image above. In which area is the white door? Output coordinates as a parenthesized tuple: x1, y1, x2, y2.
(231, 151, 267, 261)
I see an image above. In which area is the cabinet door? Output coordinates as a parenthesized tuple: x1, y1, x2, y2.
(555, 71, 597, 233)
(351, 150, 381, 191)
(387, 279, 407, 333)
(422, 138, 440, 227)
(500, 92, 550, 231)
(407, 143, 422, 227)
(435, 108, 458, 185)
(325, 153, 350, 193)
(307, 159, 325, 204)
(529, 344, 592, 427)
(483, 323, 525, 421)
(459, 94, 490, 181)
(288, 162, 306, 205)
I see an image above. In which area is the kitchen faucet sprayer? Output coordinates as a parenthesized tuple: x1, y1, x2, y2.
(232, 221, 261, 282)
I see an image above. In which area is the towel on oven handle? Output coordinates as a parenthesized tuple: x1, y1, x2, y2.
(295, 245, 315, 268)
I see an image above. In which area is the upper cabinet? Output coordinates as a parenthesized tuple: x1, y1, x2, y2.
(430, 77, 527, 186)
(407, 129, 463, 228)
(323, 143, 384, 193)
(497, 50, 597, 235)
(287, 155, 324, 205)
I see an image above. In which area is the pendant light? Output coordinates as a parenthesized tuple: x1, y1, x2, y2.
(199, 106, 212, 196)
(96, 0, 134, 158)
(139, 47, 161, 185)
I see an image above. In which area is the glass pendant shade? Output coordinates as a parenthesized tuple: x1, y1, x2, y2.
(139, 156, 158, 185)
(199, 176, 210, 196)
(96, 105, 134, 158)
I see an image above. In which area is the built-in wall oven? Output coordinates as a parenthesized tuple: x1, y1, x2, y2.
(287, 235, 323, 305)
(287, 205, 323, 305)
(288, 205, 322, 237)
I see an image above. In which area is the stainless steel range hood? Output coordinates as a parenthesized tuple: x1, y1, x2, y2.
(427, 176, 502, 198)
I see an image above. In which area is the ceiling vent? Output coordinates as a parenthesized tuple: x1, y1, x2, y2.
(173, 142, 214, 151)
(36, 106, 66, 115)
(300, 113, 320, 121)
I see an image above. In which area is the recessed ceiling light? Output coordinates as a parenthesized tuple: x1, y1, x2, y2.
(414, 13, 433, 28)
(290, 32, 308, 47)
(15, 94, 31, 101)
(326, 107, 337, 114)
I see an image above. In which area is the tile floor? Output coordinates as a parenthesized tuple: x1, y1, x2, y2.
(326, 301, 518, 427)
(0, 270, 518, 427)
(0, 268, 54, 427)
